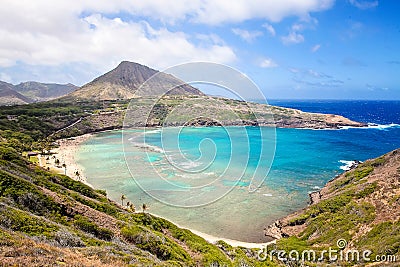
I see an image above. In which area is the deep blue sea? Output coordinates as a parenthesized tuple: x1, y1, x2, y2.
(269, 100, 400, 124)
(77, 100, 400, 242)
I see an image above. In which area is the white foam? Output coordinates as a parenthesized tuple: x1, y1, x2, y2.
(367, 123, 400, 130)
(312, 186, 321, 190)
(179, 160, 203, 169)
(339, 123, 400, 130)
(130, 141, 165, 153)
(263, 193, 273, 197)
(145, 129, 162, 134)
(338, 160, 361, 171)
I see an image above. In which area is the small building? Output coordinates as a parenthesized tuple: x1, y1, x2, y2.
(26, 152, 38, 158)
(6, 115, 18, 121)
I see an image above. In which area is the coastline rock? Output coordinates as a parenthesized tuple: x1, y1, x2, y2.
(264, 220, 287, 239)
(309, 190, 321, 205)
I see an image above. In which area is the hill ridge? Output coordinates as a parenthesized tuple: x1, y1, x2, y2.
(67, 61, 204, 100)
(0, 81, 33, 105)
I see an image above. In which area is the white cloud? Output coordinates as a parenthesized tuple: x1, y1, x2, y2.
(192, 0, 334, 24)
(0, 0, 335, 27)
(366, 84, 389, 91)
(349, 0, 378, 10)
(306, 69, 331, 78)
(289, 68, 301, 73)
(281, 32, 304, 45)
(0, 72, 11, 83)
(262, 23, 276, 36)
(281, 18, 318, 45)
(290, 67, 341, 88)
(259, 58, 278, 68)
(195, 33, 226, 46)
(311, 44, 321, 52)
(232, 28, 263, 42)
(291, 23, 305, 32)
(0, 0, 335, 82)
(0, 10, 236, 73)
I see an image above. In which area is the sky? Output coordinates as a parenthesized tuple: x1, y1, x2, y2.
(0, 0, 399, 100)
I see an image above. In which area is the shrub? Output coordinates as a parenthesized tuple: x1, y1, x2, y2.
(95, 189, 107, 196)
(0, 146, 23, 165)
(357, 220, 400, 256)
(0, 170, 62, 216)
(97, 227, 114, 241)
(333, 166, 374, 190)
(53, 229, 85, 247)
(74, 215, 98, 235)
(121, 225, 192, 263)
(74, 215, 114, 241)
(369, 156, 386, 167)
(0, 205, 58, 237)
(355, 182, 378, 198)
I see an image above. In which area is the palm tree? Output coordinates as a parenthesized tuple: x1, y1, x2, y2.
(75, 170, 80, 180)
(62, 163, 67, 175)
(120, 194, 126, 206)
(129, 203, 136, 212)
(142, 203, 148, 213)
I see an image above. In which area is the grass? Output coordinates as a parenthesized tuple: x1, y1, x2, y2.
(355, 182, 378, 198)
(74, 215, 114, 241)
(121, 224, 193, 264)
(125, 213, 233, 266)
(0, 204, 59, 238)
(28, 155, 39, 164)
(332, 165, 374, 190)
(357, 220, 400, 257)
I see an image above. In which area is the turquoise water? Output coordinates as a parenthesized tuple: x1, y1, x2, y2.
(76, 124, 400, 242)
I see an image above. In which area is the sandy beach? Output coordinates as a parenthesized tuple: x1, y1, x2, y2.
(38, 133, 93, 187)
(148, 212, 274, 249)
(189, 228, 275, 249)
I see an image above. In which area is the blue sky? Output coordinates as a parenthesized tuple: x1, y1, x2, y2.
(0, 0, 399, 99)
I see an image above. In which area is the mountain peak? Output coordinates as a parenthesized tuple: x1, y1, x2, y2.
(67, 61, 204, 101)
(0, 81, 32, 105)
(14, 81, 77, 102)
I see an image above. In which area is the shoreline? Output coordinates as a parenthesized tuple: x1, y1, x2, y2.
(38, 133, 94, 187)
(149, 212, 275, 249)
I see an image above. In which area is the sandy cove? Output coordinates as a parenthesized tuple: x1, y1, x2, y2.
(39, 131, 274, 249)
(38, 133, 93, 187)
(149, 212, 275, 249)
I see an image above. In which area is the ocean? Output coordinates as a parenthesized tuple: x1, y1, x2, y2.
(76, 100, 400, 242)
